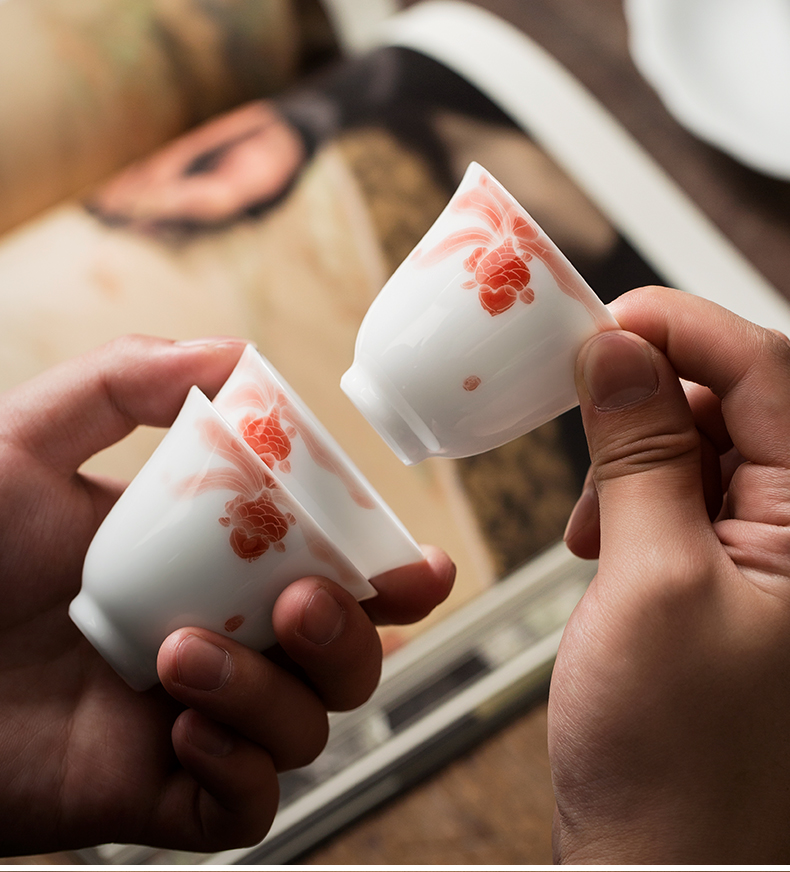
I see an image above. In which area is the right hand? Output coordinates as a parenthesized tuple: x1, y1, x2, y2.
(551, 286, 790, 863)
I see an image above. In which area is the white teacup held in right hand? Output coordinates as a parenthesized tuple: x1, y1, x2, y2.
(70, 162, 615, 690)
(342, 161, 617, 464)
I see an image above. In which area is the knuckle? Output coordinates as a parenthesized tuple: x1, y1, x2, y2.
(768, 327, 790, 348)
(99, 333, 152, 361)
(327, 642, 382, 712)
(593, 423, 701, 482)
(331, 680, 377, 713)
(764, 326, 790, 366)
(229, 817, 274, 852)
(200, 802, 277, 853)
(620, 284, 677, 312)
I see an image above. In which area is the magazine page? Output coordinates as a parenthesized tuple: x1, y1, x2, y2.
(0, 0, 335, 236)
(0, 37, 666, 659)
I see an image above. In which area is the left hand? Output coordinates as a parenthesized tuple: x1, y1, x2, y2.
(0, 335, 455, 856)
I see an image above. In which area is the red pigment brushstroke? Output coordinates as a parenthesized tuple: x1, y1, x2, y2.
(412, 170, 609, 328)
(176, 417, 295, 562)
(221, 368, 376, 509)
(224, 615, 245, 632)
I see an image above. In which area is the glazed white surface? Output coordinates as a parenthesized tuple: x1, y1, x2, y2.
(626, 0, 790, 180)
(71, 349, 421, 691)
(342, 162, 615, 464)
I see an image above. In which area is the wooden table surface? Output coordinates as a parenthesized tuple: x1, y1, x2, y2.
(8, 0, 790, 865)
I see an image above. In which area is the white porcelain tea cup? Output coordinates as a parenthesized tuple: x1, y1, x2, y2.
(341, 161, 618, 464)
(212, 345, 423, 578)
(70, 386, 380, 691)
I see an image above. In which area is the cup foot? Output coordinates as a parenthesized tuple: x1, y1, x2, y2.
(69, 592, 158, 691)
(341, 360, 440, 466)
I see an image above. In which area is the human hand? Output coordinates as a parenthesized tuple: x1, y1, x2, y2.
(0, 336, 454, 856)
(551, 286, 790, 863)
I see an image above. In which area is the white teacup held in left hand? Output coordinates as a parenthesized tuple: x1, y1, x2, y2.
(70, 347, 421, 691)
(70, 162, 615, 690)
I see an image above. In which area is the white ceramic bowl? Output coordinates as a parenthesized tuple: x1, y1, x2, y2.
(626, 0, 790, 180)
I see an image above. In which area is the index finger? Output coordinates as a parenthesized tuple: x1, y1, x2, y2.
(610, 287, 790, 468)
(0, 335, 248, 474)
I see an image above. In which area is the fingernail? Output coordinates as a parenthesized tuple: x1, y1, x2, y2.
(299, 587, 346, 646)
(176, 634, 231, 691)
(175, 336, 254, 348)
(421, 544, 457, 587)
(185, 713, 234, 757)
(583, 332, 659, 411)
(563, 482, 598, 543)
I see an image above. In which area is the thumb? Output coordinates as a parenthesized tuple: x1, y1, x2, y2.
(573, 330, 710, 570)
